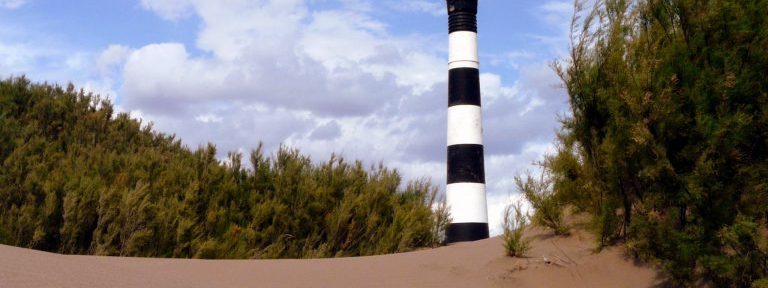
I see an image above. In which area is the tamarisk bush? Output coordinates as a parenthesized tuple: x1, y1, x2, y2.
(0, 77, 448, 259)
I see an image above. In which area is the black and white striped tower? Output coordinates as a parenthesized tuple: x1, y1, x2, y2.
(445, 0, 489, 243)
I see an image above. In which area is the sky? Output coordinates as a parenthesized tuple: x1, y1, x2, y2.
(0, 0, 575, 235)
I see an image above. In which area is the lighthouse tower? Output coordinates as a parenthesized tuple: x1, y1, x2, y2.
(445, 0, 489, 243)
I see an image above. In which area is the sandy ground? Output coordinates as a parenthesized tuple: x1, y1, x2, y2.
(0, 226, 663, 288)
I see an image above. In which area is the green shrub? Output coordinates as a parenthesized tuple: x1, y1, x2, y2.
(0, 77, 446, 259)
(700, 217, 768, 287)
(502, 201, 531, 257)
(546, 0, 768, 285)
(0, 226, 9, 245)
(431, 192, 451, 246)
(753, 278, 768, 288)
(516, 173, 569, 236)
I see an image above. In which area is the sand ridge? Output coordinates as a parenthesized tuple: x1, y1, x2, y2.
(0, 226, 662, 288)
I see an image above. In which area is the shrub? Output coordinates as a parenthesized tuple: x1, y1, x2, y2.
(753, 279, 768, 288)
(0, 226, 8, 245)
(516, 173, 569, 236)
(547, 0, 768, 284)
(502, 201, 531, 257)
(0, 77, 446, 259)
(431, 192, 451, 246)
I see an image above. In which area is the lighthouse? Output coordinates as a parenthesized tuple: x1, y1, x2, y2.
(445, 0, 489, 243)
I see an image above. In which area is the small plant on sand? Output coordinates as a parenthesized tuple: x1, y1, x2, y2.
(516, 173, 570, 236)
(502, 201, 531, 257)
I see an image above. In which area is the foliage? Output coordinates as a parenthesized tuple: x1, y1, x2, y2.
(547, 0, 768, 285)
(0, 77, 448, 258)
(516, 172, 570, 235)
(754, 278, 768, 288)
(430, 192, 452, 245)
(502, 201, 531, 257)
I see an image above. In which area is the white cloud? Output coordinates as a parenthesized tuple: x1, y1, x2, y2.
(63, 52, 92, 73)
(81, 80, 119, 101)
(195, 113, 223, 123)
(479, 61, 567, 158)
(284, 113, 417, 164)
(300, 10, 444, 95)
(140, 0, 194, 21)
(529, 1, 574, 56)
(0, 43, 36, 73)
(485, 52, 531, 70)
(540, 1, 573, 27)
(195, 0, 308, 60)
(0, 38, 108, 96)
(0, 0, 27, 9)
(337, 0, 373, 12)
(480, 72, 518, 106)
(300, 10, 385, 69)
(388, 0, 444, 16)
(124, 1, 438, 119)
(97, 45, 131, 77)
(122, 43, 231, 109)
(309, 120, 341, 140)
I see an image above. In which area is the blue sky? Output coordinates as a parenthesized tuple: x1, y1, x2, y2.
(0, 0, 575, 234)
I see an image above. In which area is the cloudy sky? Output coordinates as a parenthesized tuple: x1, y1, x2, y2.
(0, 0, 574, 234)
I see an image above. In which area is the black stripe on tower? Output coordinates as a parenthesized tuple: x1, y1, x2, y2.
(447, 144, 485, 184)
(447, 0, 478, 33)
(446, 223, 490, 242)
(448, 68, 480, 106)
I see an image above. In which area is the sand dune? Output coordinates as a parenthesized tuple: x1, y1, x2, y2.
(0, 226, 662, 288)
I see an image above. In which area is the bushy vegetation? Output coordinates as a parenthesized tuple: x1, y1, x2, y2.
(502, 201, 531, 257)
(544, 0, 768, 286)
(754, 278, 768, 288)
(0, 77, 447, 259)
(516, 172, 570, 236)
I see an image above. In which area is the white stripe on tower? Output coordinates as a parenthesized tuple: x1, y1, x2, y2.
(445, 0, 489, 243)
(447, 105, 483, 146)
(446, 183, 488, 223)
(448, 31, 479, 69)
